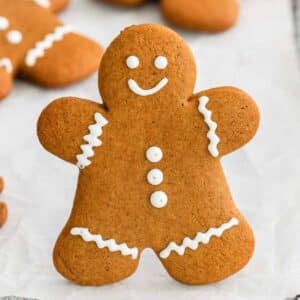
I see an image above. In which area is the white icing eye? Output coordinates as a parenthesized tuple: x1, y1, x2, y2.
(150, 191, 168, 208)
(154, 56, 168, 70)
(6, 30, 23, 44)
(126, 56, 140, 69)
(0, 16, 9, 31)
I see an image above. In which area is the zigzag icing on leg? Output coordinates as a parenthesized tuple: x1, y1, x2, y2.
(71, 227, 139, 259)
(0, 58, 13, 74)
(159, 217, 239, 259)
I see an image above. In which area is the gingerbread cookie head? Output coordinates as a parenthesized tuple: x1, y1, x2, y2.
(0, 0, 103, 100)
(99, 24, 196, 108)
(38, 24, 259, 286)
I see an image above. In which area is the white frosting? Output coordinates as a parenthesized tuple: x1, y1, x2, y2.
(159, 217, 239, 259)
(71, 227, 139, 260)
(6, 30, 23, 44)
(0, 17, 9, 31)
(0, 58, 13, 74)
(76, 112, 108, 169)
(198, 96, 220, 158)
(147, 169, 163, 186)
(150, 191, 168, 208)
(128, 78, 168, 96)
(146, 146, 163, 163)
(154, 56, 168, 70)
(126, 56, 139, 69)
(32, 0, 50, 8)
(25, 25, 72, 67)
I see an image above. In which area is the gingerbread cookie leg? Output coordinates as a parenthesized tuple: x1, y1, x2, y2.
(156, 217, 254, 285)
(20, 31, 103, 88)
(54, 225, 140, 285)
(161, 0, 239, 32)
(50, 0, 69, 12)
(102, 0, 145, 6)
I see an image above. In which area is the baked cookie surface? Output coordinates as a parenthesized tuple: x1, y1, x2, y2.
(38, 24, 260, 286)
(103, 0, 239, 32)
(0, 0, 103, 100)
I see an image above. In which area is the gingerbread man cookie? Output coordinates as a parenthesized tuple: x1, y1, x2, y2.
(38, 24, 260, 286)
(0, 177, 8, 227)
(103, 0, 239, 32)
(0, 0, 103, 100)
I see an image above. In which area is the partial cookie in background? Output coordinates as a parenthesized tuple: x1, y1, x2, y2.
(0, 177, 8, 228)
(102, 0, 239, 32)
(0, 0, 103, 100)
(38, 24, 259, 286)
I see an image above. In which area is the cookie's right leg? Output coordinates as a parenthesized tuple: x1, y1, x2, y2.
(53, 227, 140, 286)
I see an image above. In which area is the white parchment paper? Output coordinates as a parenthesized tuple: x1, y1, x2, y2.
(0, 0, 300, 299)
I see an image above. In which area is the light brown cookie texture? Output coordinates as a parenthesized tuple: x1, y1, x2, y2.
(102, 0, 239, 32)
(0, 0, 103, 100)
(161, 0, 239, 32)
(0, 177, 7, 228)
(38, 24, 260, 286)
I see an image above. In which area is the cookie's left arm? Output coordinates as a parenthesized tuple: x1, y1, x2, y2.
(190, 86, 260, 157)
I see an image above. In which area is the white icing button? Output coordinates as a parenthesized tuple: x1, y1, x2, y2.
(154, 56, 168, 70)
(147, 169, 163, 186)
(126, 56, 139, 69)
(150, 191, 168, 208)
(6, 30, 23, 44)
(0, 17, 9, 31)
(146, 146, 163, 163)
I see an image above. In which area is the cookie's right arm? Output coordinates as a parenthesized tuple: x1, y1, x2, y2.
(37, 97, 108, 166)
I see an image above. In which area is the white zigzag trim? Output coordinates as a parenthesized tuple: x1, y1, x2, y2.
(198, 96, 220, 157)
(25, 25, 72, 67)
(71, 227, 139, 260)
(0, 57, 13, 74)
(76, 112, 108, 169)
(159, 217, 239, 259)
(31, 0, 50, 8)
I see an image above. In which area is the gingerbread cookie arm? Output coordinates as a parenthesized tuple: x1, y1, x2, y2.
(19, 32, 103, 87)
(38, 97, 108, 167)
(190, 86, 260, 157)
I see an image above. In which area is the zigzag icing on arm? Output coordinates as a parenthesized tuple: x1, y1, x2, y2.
(76, 112, 108, 169)
(159, 217, 239, 259)
(0, 58, 13, 74)
(198, 96, 220, 158)
(71, 227, 139, 260)
(25, 25, 72, 67)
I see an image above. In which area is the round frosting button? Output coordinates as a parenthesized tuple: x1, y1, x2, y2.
(150, 191, 168, 208)
(146, 146, 163, 163)
(147, 169, 163, 186)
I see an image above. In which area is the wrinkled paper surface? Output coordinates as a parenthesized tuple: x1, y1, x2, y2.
(0, 0, 300, 299)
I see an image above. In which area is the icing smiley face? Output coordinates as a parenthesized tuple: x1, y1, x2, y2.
(126, 55, 169, 96)
(98, 24, 196, 107)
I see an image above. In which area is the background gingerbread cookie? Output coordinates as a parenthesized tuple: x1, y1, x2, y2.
(38, 24, 260, 286)
(0, 0, 103, 100)
(102, 0, 239, 32)
(0, 177, 8, 227)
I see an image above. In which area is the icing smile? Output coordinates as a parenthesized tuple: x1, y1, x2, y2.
(128, 78, 169, 96)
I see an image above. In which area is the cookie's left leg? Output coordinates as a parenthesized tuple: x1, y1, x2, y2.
(19, 32, 103, 88)
(0, 68, 13, 100)
(156, 218, 254, 285)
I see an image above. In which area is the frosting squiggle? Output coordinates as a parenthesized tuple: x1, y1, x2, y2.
(76, 112, 108, 169)
(71, 227, 139, 260)
(0, 58, 13, 74)
(159, 217, 239, 259)
(25, 25, 72, 67)
(198, 96, 220, 157)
